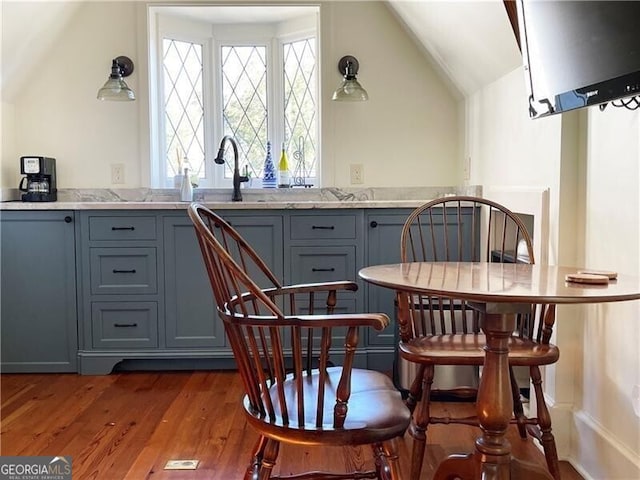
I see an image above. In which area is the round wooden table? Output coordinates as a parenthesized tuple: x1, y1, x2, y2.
(359, 262, 640, 480)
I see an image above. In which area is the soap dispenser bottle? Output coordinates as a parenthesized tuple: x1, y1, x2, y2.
(180, 167, 193, 201)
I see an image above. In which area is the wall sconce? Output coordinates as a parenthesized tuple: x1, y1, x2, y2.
(331, 55, 368, 102)
(97, 56, 135, 101)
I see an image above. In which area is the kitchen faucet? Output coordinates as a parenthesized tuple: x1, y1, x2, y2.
(214, 135, 248, 202)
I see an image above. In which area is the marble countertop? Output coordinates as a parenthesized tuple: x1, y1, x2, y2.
(0, 186, 481, 210)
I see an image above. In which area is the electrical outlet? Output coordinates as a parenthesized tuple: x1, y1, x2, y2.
(111, 163, 125, 184)
(350, 164, 364, 184)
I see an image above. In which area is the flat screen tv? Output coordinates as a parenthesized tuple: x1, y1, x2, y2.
(516, 1, 640, 119)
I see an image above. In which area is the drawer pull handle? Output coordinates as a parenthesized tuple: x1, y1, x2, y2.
(64, 216, 73, 223)
(113, 269, 137, 274)
(114, 323, 138, 328)
(312, 225, 335, 230)
(112, 226, 135, 231)
(312, 268, 335, 272)
(370, 221, 378, 228)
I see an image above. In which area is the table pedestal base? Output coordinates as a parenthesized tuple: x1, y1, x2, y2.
(430, 311, 554, 480)
(433, 452, 553, 480)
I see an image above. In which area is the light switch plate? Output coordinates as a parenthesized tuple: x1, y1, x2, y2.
(164, 459, 199, 470)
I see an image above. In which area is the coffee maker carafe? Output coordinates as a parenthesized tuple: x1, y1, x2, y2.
(19, 156, 57, 202)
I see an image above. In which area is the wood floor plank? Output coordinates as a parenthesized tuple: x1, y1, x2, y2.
(124, 371, 234, 478)
(1, 371, 584, 480)
(77, 373, 189, 479)
(2, 374, 117, 455)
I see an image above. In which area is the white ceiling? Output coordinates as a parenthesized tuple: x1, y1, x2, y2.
(1, 1, 522, 102)
(154, 5, 318, 25)
(385, 0, 522, 97)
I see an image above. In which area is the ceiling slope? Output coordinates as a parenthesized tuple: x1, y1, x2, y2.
(1, 1, 83, 102)
(1, 1, 521, 103)
(385, 0, 522, 97)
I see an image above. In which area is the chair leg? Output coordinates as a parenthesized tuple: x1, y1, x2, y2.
(406, 363, 426, 414)
(373, 439, 402, 480)
(510, 365, 528, 439)
(530, 366, 561, 480)
(245, 436, 268, 480)
(409, 364, 434, 480)
(257, 438, 280, 480)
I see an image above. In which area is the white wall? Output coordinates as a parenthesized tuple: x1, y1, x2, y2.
(467, 66, 640, 480)
(3, 1, 141, 189)
(574, 107, 640, 479)
(1, 1, 461, 189)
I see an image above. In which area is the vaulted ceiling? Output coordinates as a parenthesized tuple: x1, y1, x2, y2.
(1, 1, 522, 103)
(385, 0, 522, 97)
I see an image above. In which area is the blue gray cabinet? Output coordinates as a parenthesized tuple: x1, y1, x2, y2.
(287, 211, 368, 365)
(287, 212, 363, 300)
(365, 210, 412, 369)
(0, 210, 78, 372)
(163, 215, 220, 349)
(5, 205, 469, 374)
(77, 210, 283, 374)
(77, 211, 163, 374)
(163, 212, 283, 349)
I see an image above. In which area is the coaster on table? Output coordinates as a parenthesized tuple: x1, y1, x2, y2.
(577, 269, 618, 280)
(565, 273, 610, 285)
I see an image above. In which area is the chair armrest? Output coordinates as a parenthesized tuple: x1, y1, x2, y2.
(228, 312, 390, 331)
(264, 281, 359, 296)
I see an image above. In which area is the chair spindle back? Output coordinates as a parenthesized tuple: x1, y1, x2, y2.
(189, 204, 371, 430)
(398, 196, 550, 341)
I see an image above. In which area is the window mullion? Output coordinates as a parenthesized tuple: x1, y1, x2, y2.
(207, 36, 224, 187)
(271, 37, 285, 151)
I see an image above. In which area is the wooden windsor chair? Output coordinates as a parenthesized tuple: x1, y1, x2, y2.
(188, 203, 411, 480)
(395, 195, 561, 480)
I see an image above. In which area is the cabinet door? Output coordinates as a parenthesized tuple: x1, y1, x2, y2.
(223, 214, 284, 288)
(0, 211, 78, 372)
(163, 213, 283, 349)
(365, 212, 410, 346)
(164, 216, 222, 348)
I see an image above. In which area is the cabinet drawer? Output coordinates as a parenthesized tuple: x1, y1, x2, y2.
(91, 302, 158, 349)
(89, 216, 157, 241)
(290, 246, 356, 284)
(290, 215, 356, 240)
(90, 248, 157, 294)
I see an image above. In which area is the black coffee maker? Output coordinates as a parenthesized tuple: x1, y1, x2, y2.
(19, 156, 58, 202)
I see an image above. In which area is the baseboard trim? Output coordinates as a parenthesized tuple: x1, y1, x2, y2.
(569, 409, 640, 480)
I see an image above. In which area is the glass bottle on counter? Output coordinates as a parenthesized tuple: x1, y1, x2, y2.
(278, 143, 290, 188)
(262, 141, 277, 188)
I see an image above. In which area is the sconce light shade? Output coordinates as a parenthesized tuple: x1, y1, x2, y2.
(97, 56, 135, 101)
(332, 55, 368, 102)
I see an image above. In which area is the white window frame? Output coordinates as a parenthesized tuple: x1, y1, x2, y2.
(279, 31, 319, 182)
(148, 7, 319, 189)
(214, 24, 274, 185)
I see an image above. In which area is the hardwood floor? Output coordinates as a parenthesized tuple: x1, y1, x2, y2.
(1, 371, 582, 479)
